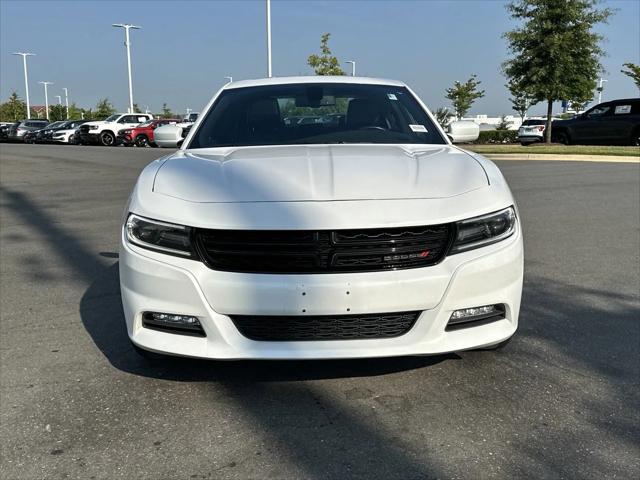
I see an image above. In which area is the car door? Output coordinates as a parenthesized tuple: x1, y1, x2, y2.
(603, 101, 638, 144)
(569, 104, 612, 144)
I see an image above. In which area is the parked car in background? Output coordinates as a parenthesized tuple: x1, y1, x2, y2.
(31, 121, 69, 143)
(77, 113, 153, 146)
(120, 76, 522, 361)
(153, 113, 199, 148)
(6, 119, 49, 142)
(552, 98, 640, 145)
(0, 122, 16, 141)
(517, 119, 547, 145)
(117, 118, 180, 147)
(51, 120, 91, 144)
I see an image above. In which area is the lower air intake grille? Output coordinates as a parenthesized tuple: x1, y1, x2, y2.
(230, 311, 421, 341)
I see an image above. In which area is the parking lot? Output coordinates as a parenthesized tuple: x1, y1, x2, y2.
(1, 143, 638, 479)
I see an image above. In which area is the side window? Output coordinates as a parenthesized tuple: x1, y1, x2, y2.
(117, 116, 128, 123)
(613, 104, 632, 115)
(137, 116, 147, 123)
(586, 105, 610, 117)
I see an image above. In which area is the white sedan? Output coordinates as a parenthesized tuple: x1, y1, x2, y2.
(120, 76, 523, 360)
(51, 120, 91, 144)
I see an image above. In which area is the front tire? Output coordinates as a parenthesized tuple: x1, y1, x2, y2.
(135, 135, 150, 148)
(554, 131, 570, 145)
(100, 131, 116, 147)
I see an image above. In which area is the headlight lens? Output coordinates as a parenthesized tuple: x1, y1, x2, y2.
(125, 214, 194, 257)
(89, 125, 99, 130)
(450, 207, 516, 253)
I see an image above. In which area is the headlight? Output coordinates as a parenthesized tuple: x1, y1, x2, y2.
(450, 207, 516, 253)
(125, 214, 194, 257)
(89, 125, 99, 130)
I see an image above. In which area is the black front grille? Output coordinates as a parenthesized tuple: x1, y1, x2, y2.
(193, 224, 453, 274)
(230, 311, 420, 341)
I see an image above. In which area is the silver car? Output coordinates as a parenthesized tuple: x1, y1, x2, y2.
(517, 119, 547, 145)
(7, 119, 49, 142)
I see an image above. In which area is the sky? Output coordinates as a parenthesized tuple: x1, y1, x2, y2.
(1, 0, 638, 116)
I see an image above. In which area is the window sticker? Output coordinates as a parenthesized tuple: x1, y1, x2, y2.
(614, 105, 631, 115)
(387, 93, 398, 100)
(409, 124, 428, 133)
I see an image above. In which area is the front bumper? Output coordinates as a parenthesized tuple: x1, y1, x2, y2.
(117, 134, 134, 146)
(517, 135, 543, 144)
(78, 132, 101, 144)
(120, 224, 523, 359)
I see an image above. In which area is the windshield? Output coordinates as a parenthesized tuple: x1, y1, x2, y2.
(104, 114, 120, 122)
(188, 83, 445, 148)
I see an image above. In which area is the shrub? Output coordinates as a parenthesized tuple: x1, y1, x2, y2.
(474, 130, 518, 144)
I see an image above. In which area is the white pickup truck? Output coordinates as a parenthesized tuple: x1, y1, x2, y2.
(77, 113, 153, 146)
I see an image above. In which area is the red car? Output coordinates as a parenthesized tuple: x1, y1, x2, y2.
(117, 119, 180, 147)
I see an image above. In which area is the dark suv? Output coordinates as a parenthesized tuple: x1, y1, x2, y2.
(552, 98, 640, 145)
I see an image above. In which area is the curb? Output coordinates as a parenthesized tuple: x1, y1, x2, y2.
(481, 153, 640, 163)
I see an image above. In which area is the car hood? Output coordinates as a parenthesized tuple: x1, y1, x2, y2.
(153, 145, 488, 203)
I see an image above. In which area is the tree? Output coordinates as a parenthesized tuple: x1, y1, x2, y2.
(445, 75, 485, 119)
(161, 103, 173, 118)
(0, 92, 27, 121)
(503, 0, 612, 142)
(433, 107, 453, 128)
(49, 104, 66, 121)
(621, 63, 640, 90)
(506, 79, 536, 122)
(307, 33, 345, 76)
(132, 103, 141, 113)
(495, 115, 512, 131)
(94, 98, 116, 120)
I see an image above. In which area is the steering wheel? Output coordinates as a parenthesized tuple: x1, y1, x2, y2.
(358, 126, 387, 131)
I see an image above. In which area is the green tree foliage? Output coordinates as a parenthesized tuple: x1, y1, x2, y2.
(506, 79, 536, 122)
(445, 75, 485, 119)
(621, 63, 640, 90)
(0, 92, 27, 121)
(503, 0, 612, 142)
(49, 104, 67, 121)
(94, 98, 116, 120)
(161, 103, 173, 118)
(433, 107, 453, 128)
(307, 33, 345, 76)
(495, 115, 512, 131)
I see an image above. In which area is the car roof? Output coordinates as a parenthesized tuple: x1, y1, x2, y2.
(601, 98, 640, 103)
(223, 76, 407, 90)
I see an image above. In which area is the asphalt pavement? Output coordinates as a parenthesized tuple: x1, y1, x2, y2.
(1, 143, 638, 480)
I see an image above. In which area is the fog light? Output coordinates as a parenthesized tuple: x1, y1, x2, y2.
(446, 304, 505, 331)
(142, 311, 206, 337)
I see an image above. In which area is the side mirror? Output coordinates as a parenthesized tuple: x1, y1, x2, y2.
(447, 121, 480, 143)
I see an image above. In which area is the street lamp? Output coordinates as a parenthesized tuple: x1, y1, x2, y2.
(224, 76, 233, 83)
(12, 52, 35, 118)
(597, 78, 608, 104)
(266, 0, 272, 77)
(55, 95, 62, 105)
(112, 23, 141, 113)
(345, 60, 356, 76)
(39, 81, 53, 120)
(62, 88, 69, 119)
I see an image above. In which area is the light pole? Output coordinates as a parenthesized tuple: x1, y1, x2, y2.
(39, 81, 53, 120)
(345, 60, 356, 76)
(12, 52, 35, 118)
(266, 0, 272, 77)
(62, 88, 69, 119)
(112, 23, 141, 113)
(55, 95, 62, 105)
(224, 76, 233, 83)
(597, 78, 608, 104)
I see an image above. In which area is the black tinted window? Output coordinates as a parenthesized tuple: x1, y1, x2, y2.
(189, 83, 445, 148)
(522, 120, 546, 126)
